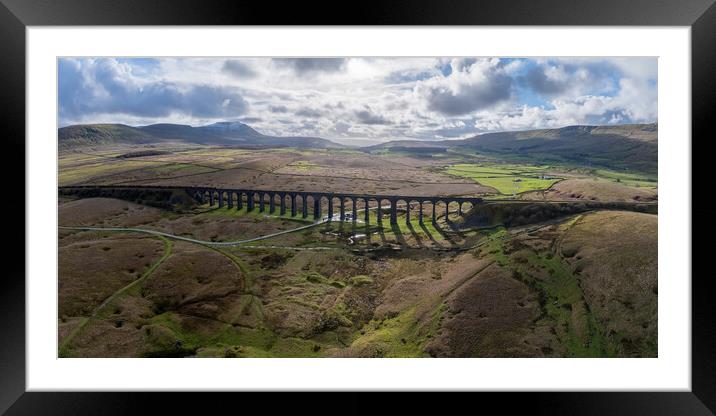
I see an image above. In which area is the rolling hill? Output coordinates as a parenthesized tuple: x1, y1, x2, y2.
(59, 121, 657, 173)
(58, 121, 344, 150)
(369, 123, 658, 174)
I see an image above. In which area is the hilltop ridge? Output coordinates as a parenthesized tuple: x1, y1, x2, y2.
(58, 121, 344, 150)
(368, 123, 658, 173)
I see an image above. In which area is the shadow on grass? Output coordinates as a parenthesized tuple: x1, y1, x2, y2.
(363, 222, 373, 246)
(405, 220, 423, 248)
(419, 221, 441, 247)
(390, 222, 406, 246)
(446, 215, 467, 241)
(432, 218, 457, 246)
(377, 220, 388, 245)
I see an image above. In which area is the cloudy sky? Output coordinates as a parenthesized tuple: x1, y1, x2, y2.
(58, 57, 657, 142)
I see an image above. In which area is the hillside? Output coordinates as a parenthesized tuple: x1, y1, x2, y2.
(369, 123, 658, 174)
(58, 124, 157, 148)
(58, 121, 344, 150)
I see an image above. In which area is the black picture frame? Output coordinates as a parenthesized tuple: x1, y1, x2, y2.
(2, 0, 714, 414)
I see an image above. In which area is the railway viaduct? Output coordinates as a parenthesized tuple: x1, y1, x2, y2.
(193, 187, 482, 224)
(59, 185, 483, 225)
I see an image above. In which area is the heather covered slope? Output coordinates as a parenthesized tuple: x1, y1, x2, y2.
(454, 124, 657, 173)
(58, 196, 657, 358)
(58, 124, 158, 148)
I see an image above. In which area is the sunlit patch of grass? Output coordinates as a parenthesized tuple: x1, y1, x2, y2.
(200, 205, 315, 224)
(472, 176, 559, 195)
(145, 163, 216, 176)
(58, 153, 107, 168)
(348, 306, 429, 357)
(58, 160, 157, 185)
(347, 299, 448, 358)
(180, 148, 250, 158)
(288, 160, 319, 171)
(316, 213, 453, 248)
(146, 311, 327, 357)
(445, 163, 561, 195)
(268, 148, 325, 156)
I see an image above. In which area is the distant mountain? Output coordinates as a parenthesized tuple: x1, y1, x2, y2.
(368, 123, 658, 173)
(203, 121, 265, 139)
(58, 122, 344, 150)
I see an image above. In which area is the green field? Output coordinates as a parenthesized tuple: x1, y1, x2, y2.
(593, 169, 657, 189)
(288, 160, 319, 171)
(445, 163, 561, 195)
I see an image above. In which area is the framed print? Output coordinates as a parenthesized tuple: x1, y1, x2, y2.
(2, 0, 715, 414)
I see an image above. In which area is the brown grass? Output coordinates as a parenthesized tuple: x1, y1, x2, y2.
(56, 165, 658, 357)
(151, 210, 305, 242)
(425, 263, 556, 357)
(141, 242, 246, 322)
(522, 178, 657, 202)
(60, 146, 492, 196)
(62, 241, 249, 357)
(559, 211, 657, 356)
(59, 235, 166, 317)
(373, 253, 487, 319)
(255, 249, 379, 338)
(65, 319, 149, 358)
(59, 197, 163, 227)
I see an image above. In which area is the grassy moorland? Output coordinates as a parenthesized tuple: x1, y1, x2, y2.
(58, 192, 657, 358)
(57, 134, 657, 358)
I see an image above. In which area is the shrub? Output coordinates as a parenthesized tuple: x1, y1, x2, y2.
(350, 275, 374, 286)
(303, 271, 328, 284)
(330, 280, 346, 289)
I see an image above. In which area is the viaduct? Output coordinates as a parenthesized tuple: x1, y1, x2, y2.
(58, 185, 483, 225)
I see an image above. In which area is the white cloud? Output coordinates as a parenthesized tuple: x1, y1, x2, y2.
(59, 57, 657, 140)
(414, 58, 513, 116)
